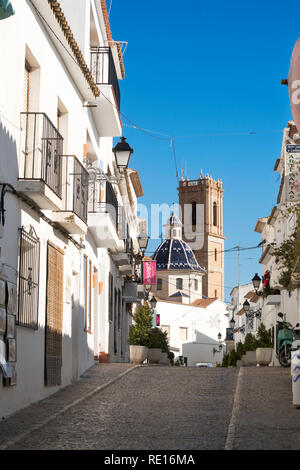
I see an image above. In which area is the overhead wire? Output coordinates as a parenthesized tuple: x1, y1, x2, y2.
(145, 242, 266, 257)
(31, 2, 284, 179)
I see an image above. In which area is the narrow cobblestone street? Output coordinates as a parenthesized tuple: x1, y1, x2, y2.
(1, 364, 300, 450)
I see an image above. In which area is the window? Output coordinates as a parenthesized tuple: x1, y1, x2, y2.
(157, 278, 162, 291)
(192, 201, 197, 226)
(83, 255, 92, 333)
(179, 327, 188, 340)
(215, 248, 217, 261)
(194, 279, 198, 291)
(213, 202, 217, 226)
(17, 227, 40, 329)
(161, 325, 170, 340)
(215, 289, 217, 298)
(176, 278, 183, 290)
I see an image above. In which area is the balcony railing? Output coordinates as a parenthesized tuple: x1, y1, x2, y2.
(63, 156, 89, 223)
(90, 47, 121, 111)
(20, 112, 63, 198)
(89, 179, 120, 230)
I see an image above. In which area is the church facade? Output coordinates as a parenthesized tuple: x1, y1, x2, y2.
(151, 214, 205, 304)
(178, 174, 225, 301)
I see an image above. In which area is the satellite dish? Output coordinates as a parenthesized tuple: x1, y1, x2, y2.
(288, 38, 300, 133)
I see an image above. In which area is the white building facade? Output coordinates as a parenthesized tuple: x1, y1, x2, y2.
(253, 121, 300, 365)
(156, 298, 228, 366)
(0, 0, 144, 417)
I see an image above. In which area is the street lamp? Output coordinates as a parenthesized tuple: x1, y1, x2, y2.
(243, 299, 262, 331)
(213, 333, 223, 354)
(230, 317, 236, 329)
(150, 296, 157, 310)
(144, 284, 151, 300)
(112, 137, 134, 171)
(252, 273, 262, 294)
(137, 230, 150, 255)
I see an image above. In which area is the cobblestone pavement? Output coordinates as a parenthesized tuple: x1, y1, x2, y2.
(1, 365, 300, 450)
(0, 366, 238, 450)
(233, 367, 300, 450)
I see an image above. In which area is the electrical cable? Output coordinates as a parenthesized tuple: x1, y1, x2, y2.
(29, 2, 284, 182)
(145, 242, 266, 257)
(108, 0, 113, 17)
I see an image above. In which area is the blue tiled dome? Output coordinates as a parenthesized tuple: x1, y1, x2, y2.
(153, 239, 205, 272)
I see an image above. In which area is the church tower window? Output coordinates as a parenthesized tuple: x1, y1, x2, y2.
(176, 278, 183, 290)
(213, 202, 217, 226)
(192, 201, 197, 226)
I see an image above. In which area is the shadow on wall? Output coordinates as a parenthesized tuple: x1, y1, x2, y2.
(0, 119, 18, 182)
(0, 318, 95, 419)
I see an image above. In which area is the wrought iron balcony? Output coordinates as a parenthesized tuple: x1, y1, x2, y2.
(51, 155, 89, 234)
(64, 155, 89, 223)
(19, 112, 63, 200)
(88, 180, 120, 232)
(90, 47, 121, 111)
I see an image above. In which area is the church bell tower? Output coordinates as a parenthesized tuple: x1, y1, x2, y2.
(178, 173, 225, 300)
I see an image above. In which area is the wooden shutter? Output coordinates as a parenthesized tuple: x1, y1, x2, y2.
(24, 62, 31, 113)
(45, 243, 64, 386)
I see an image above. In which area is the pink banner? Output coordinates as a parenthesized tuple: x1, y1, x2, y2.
(143, 260, 156, 285)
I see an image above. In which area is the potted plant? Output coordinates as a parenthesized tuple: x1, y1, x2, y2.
(241, 333, 258, 366)
(255, 323, 273, 366)
(147, 328, 169, 364)
(128, 304, 153, 364)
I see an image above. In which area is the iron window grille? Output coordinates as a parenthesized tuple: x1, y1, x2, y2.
(17, 226, 40, 329)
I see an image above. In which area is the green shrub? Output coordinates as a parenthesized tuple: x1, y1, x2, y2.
(168, 351, 175, 365)
(222, 353, 229, 367)
(243, 333, 259, 351)
(128, 304, 153, 346)
(228, 349, 239, 367)
(256, 323, 273, 348)
(236, 341, 245, 357)
(147, 327, 169, 351)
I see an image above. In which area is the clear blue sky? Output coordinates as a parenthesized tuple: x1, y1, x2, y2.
(109, 0, 299, 303)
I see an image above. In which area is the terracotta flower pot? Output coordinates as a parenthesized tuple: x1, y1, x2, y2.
(129, 345, 148, 364)
(148, 348, 162, 364)
(99, 352, 110, 363)
(256, 348, 273, 366)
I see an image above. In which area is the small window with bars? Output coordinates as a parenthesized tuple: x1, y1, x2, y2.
(17, 227, 40, 329)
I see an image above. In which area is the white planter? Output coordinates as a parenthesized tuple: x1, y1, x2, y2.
(242, 351, 257, 366)
(159, 352, 170, 365)
(148, 348, 162, 364)
(256, 348, 273, 366)
(129, 345, 148, 364)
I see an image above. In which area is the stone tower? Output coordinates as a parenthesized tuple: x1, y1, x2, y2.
(178, 173, 225, 300)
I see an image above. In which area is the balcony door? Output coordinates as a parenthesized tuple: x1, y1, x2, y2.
(45, 243, 64, 386)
